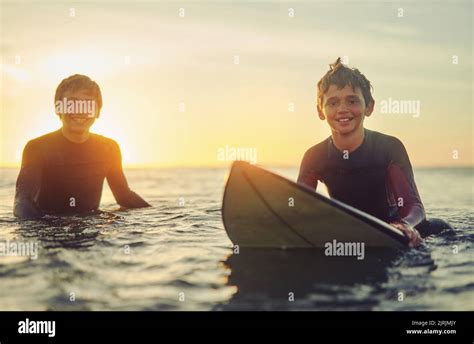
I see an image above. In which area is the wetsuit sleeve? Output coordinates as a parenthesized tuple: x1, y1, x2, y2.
(106, 141, 151, 208)
(297, 149, 319, 191)
(14, 141, 45, 219)
(386, 139, 425, 227)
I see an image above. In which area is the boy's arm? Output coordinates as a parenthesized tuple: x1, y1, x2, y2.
(387, 162, 425, 228)
(387, 138, 426, 228)
(14, 142, 45, 219)
(106, 141, 151, 209)
(297, 150, 319, 191)
(386, 138, 424, 247)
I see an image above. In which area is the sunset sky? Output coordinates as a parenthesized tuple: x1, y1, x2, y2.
(1, 1, 472, 168)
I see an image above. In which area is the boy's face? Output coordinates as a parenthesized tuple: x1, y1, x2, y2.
(58, 89, 98, 134)
(318, 84, 373, 135)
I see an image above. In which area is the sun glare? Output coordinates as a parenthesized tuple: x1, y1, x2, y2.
(43, 51, 119, 82)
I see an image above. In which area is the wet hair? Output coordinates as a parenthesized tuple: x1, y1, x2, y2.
(54, 74, 102, 114)
(317, 57, 374, 110)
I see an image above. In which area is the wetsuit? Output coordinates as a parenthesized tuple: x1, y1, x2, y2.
(14, 130, 150, 219)
(298, 128, 451, 236)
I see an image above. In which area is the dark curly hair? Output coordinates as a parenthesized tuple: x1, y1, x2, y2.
(317, 57, 374, 110)
(54, 74, 102, 115)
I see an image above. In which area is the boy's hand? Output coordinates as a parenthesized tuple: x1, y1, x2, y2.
(389, 221, 422, 248)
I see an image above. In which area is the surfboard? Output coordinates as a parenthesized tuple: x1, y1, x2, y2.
(222, 161, 408, 249)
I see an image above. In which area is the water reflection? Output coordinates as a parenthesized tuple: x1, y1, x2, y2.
(14, 211, 124, 249)
(218, 248, 404, 310)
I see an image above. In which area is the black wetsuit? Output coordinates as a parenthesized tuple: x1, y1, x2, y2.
(14, 130, 150, 219)
(298, 128, 451, 235)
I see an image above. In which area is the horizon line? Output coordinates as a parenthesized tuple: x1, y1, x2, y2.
(1, 163, 473, 170)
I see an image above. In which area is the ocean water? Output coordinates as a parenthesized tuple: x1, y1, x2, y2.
(0, 166, 472, 311)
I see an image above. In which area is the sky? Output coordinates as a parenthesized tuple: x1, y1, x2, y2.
(1, 0, 472, 168)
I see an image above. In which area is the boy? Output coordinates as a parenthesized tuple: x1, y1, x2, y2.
(14, 74, 150, 219)
(297, 58, 425, 247)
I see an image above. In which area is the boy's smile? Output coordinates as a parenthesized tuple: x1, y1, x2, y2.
(319, 84, 373, 136)
(59, 89, 97, 135)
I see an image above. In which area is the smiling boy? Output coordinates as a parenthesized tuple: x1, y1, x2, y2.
(14, 74, 150, 219)
(298, 58, 435, 247)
